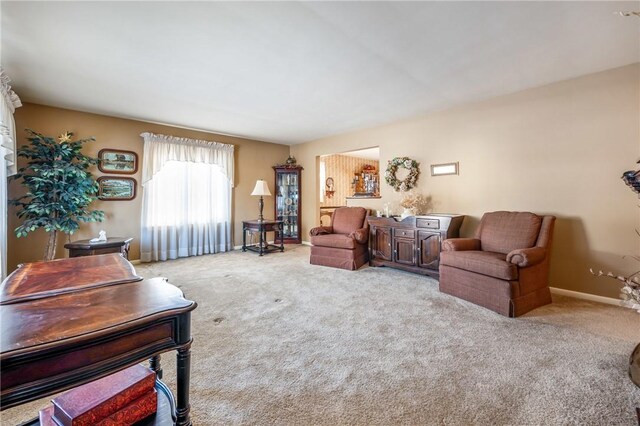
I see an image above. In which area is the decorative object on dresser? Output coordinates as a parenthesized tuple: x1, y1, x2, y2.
(0, 253, 196, 425)
(368, 214, 464, 277)
(592, 160, 640, 389)
(64, 237, 133, 260)
(98, 149, 138, 174)
(621, 159, 640, 195)
(399, 191, 430, 219)
(273, 164, 303, 243)
(439, 211, 555, 317)
(309, 207, 370, 271)
(250, 179, 272, 221)
(97, 176, 137, 201)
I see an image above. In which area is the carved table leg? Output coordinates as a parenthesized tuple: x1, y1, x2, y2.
(176, 345, 192, 426)
(149, 354, 163, 380)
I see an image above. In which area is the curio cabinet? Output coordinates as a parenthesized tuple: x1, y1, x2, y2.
(273, 165, 303, 243)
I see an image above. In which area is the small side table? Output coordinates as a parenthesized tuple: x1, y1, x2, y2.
(64, 237, 133, 260)
(242, 220, 284, 256)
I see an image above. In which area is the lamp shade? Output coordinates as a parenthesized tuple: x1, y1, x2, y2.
(251, 179, 272, 196)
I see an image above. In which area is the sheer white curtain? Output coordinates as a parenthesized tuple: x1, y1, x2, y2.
(0, 69, 22, 278)
(140, 133, 234, 262)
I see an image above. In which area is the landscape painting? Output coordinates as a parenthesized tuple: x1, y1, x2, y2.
(98, 149, 138, 174)
(97, 177, 136, 201)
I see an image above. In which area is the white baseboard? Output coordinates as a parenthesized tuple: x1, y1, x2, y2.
(130, 259, 141, 265)
(549, 287, 621, 307)
(301, 241, 312, 246)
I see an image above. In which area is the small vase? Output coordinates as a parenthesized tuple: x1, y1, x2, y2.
(400, 208, 413, 220)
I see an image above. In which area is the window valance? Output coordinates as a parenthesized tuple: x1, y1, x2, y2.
(0, 68, 23, 176)
(140, 132, 234, 187)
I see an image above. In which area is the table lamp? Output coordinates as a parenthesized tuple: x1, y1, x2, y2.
(251, 179, 272, 221)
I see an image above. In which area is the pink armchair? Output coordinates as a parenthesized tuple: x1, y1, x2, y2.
(439, 211, 556, 317)
(309, 207, 369, 270)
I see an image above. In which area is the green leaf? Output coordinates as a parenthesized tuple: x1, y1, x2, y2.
(10, 129, 105, 239)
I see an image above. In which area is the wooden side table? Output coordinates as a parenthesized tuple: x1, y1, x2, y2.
(242, 220, 284, 256)
(65, 237, 133, 260)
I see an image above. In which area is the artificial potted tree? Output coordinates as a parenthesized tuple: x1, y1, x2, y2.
(10, 130, 104, 260)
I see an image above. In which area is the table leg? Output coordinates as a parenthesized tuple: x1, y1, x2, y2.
(279, 223, 284, 252)
(176, 345, 192, 426)
(242, 225, 247, 252)
(259, 225, 265, 256)
(149, 354, 163, 380)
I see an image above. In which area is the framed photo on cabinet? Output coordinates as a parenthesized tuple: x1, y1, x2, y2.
(98, 149, 138, 174)
(97, 177, 137, 201)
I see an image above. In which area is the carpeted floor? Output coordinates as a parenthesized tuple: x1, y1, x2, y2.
(3, 245, 640, 425)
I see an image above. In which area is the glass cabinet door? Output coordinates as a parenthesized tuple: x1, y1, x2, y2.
(274, 166, 302, 243)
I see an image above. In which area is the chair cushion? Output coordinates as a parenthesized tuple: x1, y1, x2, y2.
(332, 207, 367, 235)
(478, 211, 542, 254)
(310, 233, 357, 250)
(440, 250, 518, 280)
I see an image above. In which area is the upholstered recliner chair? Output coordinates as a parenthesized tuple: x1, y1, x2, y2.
(309, 207, 369, 270)
(439, 211, 556, 317)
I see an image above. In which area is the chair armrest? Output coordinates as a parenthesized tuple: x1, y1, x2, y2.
(507, 247, 547, 267)
(349, 227, 369, 245)
(309, 226, 333, 236)
(442, 238, 481, 252)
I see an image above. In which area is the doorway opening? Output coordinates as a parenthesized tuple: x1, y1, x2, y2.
(318, 147, 380, 226)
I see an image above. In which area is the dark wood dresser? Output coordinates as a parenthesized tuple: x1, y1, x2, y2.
(368, 214, 464, 277)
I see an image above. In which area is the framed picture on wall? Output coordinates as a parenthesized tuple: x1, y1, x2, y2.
(98, 149, 138, 174)
(97, 177, 137, 201)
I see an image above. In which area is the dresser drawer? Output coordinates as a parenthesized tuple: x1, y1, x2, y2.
(416, 218, 440, 229)
(394, 229, 416, 239)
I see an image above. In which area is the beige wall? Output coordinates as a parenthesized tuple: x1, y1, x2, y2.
(292, 64, 640, 299)
(8, 103, 289, 270)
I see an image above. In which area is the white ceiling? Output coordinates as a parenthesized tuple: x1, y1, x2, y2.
(2, 2, 639, 145)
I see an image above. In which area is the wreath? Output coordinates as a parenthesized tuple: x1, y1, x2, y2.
(385, 157, 420, 192)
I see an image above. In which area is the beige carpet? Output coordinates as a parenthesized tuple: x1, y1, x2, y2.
(3, 245, 640, 425)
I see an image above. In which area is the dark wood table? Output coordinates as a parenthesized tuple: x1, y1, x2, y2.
(64, 237, 133, 260)
(242, 220, 284, 256)
(0, 254, 197, 425)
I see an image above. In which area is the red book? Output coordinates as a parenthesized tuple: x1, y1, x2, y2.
(40, 389, 157, 426)
(52, 364, 156, 426)
(38, 405, 56, 426)
(95, 389, 157, 426)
